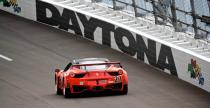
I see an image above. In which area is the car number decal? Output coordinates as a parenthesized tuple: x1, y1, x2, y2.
(114, 76, 122, 83)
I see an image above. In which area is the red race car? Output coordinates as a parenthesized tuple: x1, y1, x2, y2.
(54, 58, 128, 98)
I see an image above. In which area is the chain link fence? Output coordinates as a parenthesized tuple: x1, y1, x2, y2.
(98, 0, 210, 41)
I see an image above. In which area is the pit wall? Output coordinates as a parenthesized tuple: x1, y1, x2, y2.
(1, 0, 210, 92)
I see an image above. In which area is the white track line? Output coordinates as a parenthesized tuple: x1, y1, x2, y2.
(0, 54, 13, 61)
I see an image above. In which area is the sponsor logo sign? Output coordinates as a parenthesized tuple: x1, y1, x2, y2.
(0, 0, 21, 13)
(187, 59, 204, 85)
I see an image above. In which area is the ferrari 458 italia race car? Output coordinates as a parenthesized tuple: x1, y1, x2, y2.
(54, 58, 128, 98)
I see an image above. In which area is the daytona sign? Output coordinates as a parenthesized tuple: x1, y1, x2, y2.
(36, 0, 178, 76)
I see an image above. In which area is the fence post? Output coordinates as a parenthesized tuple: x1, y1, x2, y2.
(170, 0, 178, 31)
(190, 0, 198, 39)
(113, 0, 117, 10)
(132, 0, 138, 17)
(151, 0, 158, 24)
(208, 0, 210, 14)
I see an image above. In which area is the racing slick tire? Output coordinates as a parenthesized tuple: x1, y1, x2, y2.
(63, 87, 71, 98)
(121, 84, 128, 95)
(56, 81, 63, 95)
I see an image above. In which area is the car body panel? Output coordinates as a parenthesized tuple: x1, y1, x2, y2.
(55, 58, 128, 95)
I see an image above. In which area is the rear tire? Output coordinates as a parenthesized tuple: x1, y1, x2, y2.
(56, 81, 63, 95)
(63, 87, 71, 98)
(121, 84, 128, 95)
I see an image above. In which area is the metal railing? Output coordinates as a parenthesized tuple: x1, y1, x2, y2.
(96, 0, 210, 41)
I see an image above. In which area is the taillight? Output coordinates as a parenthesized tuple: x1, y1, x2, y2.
(108, 70, 123, 76)
(70, 73, 75, 77)
(118, 70, 123, 75)
(108, 72, 120, 76)
(74, 73, 86, 78)
(69, 73, 86, 78)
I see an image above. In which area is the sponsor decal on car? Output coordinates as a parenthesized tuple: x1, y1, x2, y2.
(108, 81, 114, 84)
(80, 81, 84, 85)
(100, 80, 107, 84)
(114, 76, 122, 83)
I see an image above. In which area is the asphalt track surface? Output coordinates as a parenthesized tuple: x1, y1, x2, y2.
(0, 10, 210, 108)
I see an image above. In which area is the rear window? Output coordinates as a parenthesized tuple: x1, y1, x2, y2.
(79, 61, 107, 71)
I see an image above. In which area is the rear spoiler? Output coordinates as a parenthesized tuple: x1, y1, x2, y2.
(72, 62, 122, 67)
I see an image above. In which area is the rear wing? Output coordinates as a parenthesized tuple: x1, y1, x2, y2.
(72, 62, 122, 68)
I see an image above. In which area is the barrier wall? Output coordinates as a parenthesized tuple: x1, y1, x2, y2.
(1, 0, 210, 92)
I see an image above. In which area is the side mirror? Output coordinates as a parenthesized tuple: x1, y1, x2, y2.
(55, 69, 60, 73)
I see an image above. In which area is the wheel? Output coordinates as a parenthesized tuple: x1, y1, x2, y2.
(121, 84, 128, 95)
(63, 87, 71, 98)
(56, 81, 63, 95)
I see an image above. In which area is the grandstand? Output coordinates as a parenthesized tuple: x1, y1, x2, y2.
(47, 0, 210, 59)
